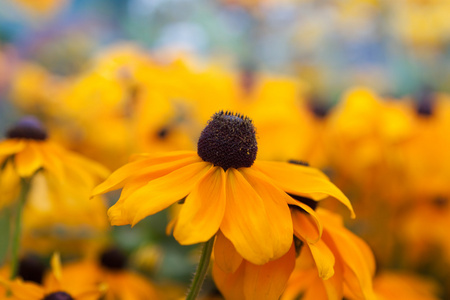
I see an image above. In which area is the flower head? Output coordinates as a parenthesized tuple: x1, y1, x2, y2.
(94, 111, 353, 265)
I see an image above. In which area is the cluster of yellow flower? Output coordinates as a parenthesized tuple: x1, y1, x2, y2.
(0, 44, 447, 299)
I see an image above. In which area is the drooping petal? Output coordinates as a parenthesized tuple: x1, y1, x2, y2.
(291, 208, 321, 244)
(213, 243, 296, 300)
(213, 260, 246, 300)
(108, 161, 211, 226)
(92, 151, 199, 196)
(288, 199, 323, 243)
(323, 227, 376, 300)
(254, 161, 355, 218)
(35, 142, 66, 180)
(14, 142, 43, 177)
(306, 238, 335, 280)
(240, 167, 293, 259)
(0, 139, 25, 156)
(243, 243, 296, 300)
(214, 231, 243, 273)
(173, 166, 226, 244)
(220, 168, 273, 265)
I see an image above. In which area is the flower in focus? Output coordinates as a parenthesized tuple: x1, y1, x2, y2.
(93, 111, 353, 265)
(282, 208, 376, 300)
(55, 247, 159, 300)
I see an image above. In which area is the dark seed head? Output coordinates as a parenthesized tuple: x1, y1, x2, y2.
(43, 292, 74, 300)
(197, 111, 257, 170)
(18, 255, 46, 284)
(308, 98, 329, 119)
(100, 247, 127, 271)
(416, 87, 434, 116)
(6, 117, 48, 140)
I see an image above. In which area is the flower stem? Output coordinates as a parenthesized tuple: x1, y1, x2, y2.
(186, 236, 215, 300)
(9, 178, 31, 280)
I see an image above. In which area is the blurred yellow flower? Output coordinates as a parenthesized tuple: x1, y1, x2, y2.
(57, 247, 159, 300)
(7, 253, 104, 300)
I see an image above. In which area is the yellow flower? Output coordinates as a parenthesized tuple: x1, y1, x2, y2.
(0, 117, 108, 197)
(57, 247, 159, 300)
(7, 253, 104, 300)
(282, 208, 376, 300)
(94, 111, 353, 265)
(373, 272, 441, 300)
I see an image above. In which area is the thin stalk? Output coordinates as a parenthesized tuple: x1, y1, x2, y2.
(186, 236, 215, 300)
(9, 178, 31, 280)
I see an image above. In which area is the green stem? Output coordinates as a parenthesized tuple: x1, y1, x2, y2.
(9, 178, 31, 280)
(186, 236, 215, 300)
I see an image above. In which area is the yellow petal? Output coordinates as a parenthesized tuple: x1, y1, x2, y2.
(36, 142, 65, 180)
(307, 238, 335, 280)
(14, 142, 42, 177)
(220, 168, 273, 265)
(243, 243, 296, 300)
(108, 161, 211, 226)
(214, 231, 243, 273)
(323, 226, 376, 299)
(92, 152, 199, 196)
(291, 208, 321, 244)
(173, 166, 226, 244)
(240, 167, 293, 259)
(0, 139, 25, 156)
(213, 261, 246, 300)
(254, 161, 355, 218)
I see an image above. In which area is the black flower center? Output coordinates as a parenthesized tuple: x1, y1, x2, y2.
(416, 88, 434, 116)
(43, 292, 74, 300)
(18, 255, 46, 284)
(6, 117, 48, 140)
(197, 111, 257, 170)
(100, 247, 127, 271)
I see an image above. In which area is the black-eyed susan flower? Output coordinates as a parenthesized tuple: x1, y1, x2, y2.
(57, 247, 159, 300)
(93, 111, 353, 266)
(0, 116, 109, 193)
(5, 253, 104, 300)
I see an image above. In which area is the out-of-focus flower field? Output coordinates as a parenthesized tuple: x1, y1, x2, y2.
(1, 0, 450, 299)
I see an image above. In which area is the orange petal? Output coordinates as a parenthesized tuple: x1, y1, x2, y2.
(307, 238, 335, 280)
(92, 151, 199, 196)
(220, 168, 273, 265)
(108, 161, 211, 226)
(291, 208, 321, 244)
(35, 142, 65, 180)
(213, 261, 246, 300)
(214, 231, 243, 273)
(240, 168, 293, 259)
(323, 227, 376, 299)
(254, 161, 355, 218)
(173, 166, 226, 244)
(0, 139, 25, 156)
(243, 243, 296, 300)
(14, 142, 43, 177)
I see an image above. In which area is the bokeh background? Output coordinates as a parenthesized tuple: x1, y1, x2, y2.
(1, 0, 450, 299)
